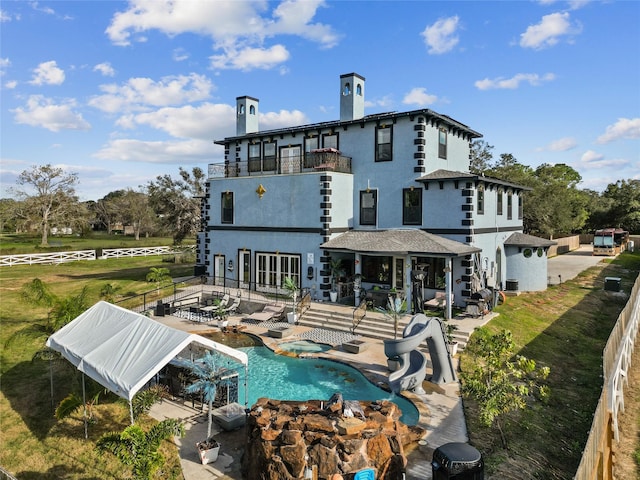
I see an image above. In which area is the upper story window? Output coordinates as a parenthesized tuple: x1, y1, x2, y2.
(221, 192, 234, 224)
(477, 186, 485, 215)
(403, 188, 422, 225)
(497, 188, 503, 215)
(248, 143, 261, 172)
(376, 125, 392, 162)
(323, 133, 338, 150)
(438, 129, 447, 159)
(360, 190, 377, 226)
(518, 195, 523, 219)
(249, 105, 256, 115)
(263, 142, 276, 172)
(356, 83, 362, 96)
(304, 136, 319, 168)
(343, 82, 351, 95)
(507, 192, 513, 220)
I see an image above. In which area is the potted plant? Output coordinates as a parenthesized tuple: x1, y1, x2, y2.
(443, 319, 459, 356)
(329, 258, 343, 303)
(173, 351, 228, 465)
(212, 299, 229, 329)
(283, 276, 298, 324)
(376, 293, 407, 340)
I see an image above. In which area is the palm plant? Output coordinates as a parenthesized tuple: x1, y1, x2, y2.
(376, 294, 408, 339)
(96, 418, 184, 480)
(283, 276, 298, 304)
(145, 267, 171, 291)
(174, 350, 229, 440)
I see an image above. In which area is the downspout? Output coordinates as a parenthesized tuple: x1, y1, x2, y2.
(445, 257, 453, 320)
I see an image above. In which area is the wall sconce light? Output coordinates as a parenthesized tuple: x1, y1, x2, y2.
(256, 184, 266, 198)
(227, 260, 234, 272)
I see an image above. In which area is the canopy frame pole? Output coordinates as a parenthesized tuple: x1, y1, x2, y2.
(129, 401, 134, 425)
(244, 365, 249, 412)
(49, 356, 54, 412)
(82, 374, 88, 440)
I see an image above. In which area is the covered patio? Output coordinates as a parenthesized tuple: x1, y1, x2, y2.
(320, 229, 480, 319)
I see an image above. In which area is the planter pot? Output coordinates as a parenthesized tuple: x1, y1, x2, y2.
(287, 312, 298, 324)
(196, 438, 220, 465)
(342, 340, 368, 354)
(329, 291, 338, 303)
(217, 319, 229, 329)
(449, 342, 458, 356)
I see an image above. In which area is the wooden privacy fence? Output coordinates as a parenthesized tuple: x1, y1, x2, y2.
(574, 274, 640, 479)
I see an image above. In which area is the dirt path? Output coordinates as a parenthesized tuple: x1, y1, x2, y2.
(613, 334, 640, 479)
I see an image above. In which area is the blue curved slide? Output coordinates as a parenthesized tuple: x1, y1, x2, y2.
(383, 314, 457, 393)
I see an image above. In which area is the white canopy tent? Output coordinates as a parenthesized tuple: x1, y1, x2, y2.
(46, 301, 248, 430)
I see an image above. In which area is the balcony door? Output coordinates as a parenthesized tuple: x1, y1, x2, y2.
(280, 146, 301, 173)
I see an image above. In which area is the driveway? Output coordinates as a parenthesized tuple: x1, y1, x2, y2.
(547, 245, 613, 285)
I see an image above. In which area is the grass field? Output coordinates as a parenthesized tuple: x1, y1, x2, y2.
(0, 257, 193, 479)
(461, 251, 640, 478)
(0, 233, 192, 255)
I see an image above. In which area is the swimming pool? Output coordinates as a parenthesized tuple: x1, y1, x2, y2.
(233, 345, 419, 425)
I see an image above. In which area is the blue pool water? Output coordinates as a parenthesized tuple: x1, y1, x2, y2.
(232, 345, 419, 425)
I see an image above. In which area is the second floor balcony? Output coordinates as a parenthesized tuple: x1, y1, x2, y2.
(209, 148, 352, 179)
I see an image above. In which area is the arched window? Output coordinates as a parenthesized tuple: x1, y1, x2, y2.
(356, 83, 362, 96)
(343, 83, 351, 96)
(249, 105, 256, 115)
(238, 104, 245, 115)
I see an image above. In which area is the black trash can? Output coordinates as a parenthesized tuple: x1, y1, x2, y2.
(432, 442, 484, 479)
(156, 300, 165, 317)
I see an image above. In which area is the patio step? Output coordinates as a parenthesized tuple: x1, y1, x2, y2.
(297, 302, 473, 351)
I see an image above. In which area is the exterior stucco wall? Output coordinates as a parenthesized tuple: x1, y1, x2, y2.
(505, 246, 549, 291)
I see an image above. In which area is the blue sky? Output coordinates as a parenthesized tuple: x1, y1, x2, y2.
(1, 0, 639, 202)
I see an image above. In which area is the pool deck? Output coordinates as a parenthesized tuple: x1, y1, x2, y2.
(149, 306, 493, 480)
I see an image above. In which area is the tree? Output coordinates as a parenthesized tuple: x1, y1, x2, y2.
(460, 328, 550, 448)
(146, 167, 205, 244)
(13, 164, 80, 245)
(376, 294, 408, 339)
(602, 179, 640, 233)
(469, 140, 494, 175)
(93, 190, 126, 234)
(96, 418, 184, 480)
(146, 267, 171, 291)
(119, 189, 155, 240)
(0, 198, 19, 233)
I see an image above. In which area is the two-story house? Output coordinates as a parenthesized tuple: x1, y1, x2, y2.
(197, 73, 554, 316)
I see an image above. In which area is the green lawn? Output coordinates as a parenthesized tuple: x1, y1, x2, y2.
(0, 257, 193, 479)
(0, 232, 192, 255)
(461, 251, 640, 478)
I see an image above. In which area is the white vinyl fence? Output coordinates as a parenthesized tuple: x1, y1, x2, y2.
(0, 245, 195, 267)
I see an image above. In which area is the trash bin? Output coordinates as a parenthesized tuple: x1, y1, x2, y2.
(156, 300, 165, 316)
(604, 277, 621, 292)
(432, 442, 484, 479)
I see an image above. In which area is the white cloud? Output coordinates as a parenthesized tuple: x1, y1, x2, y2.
(421, 16, 460, 55)
(520, 12, 582, 50)
(0, 57, 10, 74)
(121, 103, 235, 140)
(402, 87, 438, 106)
(173, 48, 189, 62)
(210, 45, 290, 71)
(30, 2, 55, 15)
(105, 0, 339, 70)
(578, 150, 629, 169)
(88, 73, 214, 113)
(93, 138, 215, 164)
(538, 137, 577, 152)
(12, 95, 90, 132)
(1, 9, 12, 22)
(4, 80, 17, 89)
(29, 60, 65, 85)
(260, 109, 309, 130)
(93, 62, 115, 77)
(475, 72, 555, 90)
(596, 117, 640, 144)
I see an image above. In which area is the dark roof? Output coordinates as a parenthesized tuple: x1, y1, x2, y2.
(215, 108, 482, 145)
(320, 229, 481, 257)
(416, 169, 532, 191)
(504, 232, 557, 247)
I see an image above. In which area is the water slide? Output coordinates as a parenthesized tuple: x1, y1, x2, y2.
(383, 314, 457, 393)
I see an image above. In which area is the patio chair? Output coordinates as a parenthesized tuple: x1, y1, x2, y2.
(244, 304, 284, 322)
(223, 298, 241, 314)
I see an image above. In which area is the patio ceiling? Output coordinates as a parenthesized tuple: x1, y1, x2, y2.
(320, 229, 481, 257)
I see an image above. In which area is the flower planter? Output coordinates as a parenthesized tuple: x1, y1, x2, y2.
(329, 291, 338, 303)
(287, 312, 298, 324)
(196, 438, 220, 465)
(342, 339, 368, 354)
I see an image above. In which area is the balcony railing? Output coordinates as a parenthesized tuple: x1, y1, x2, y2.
(209, 149, 352, 178)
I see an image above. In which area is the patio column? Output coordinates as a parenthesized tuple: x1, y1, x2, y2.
(445, 257, 453, 320)
(354, 253, 362, 306)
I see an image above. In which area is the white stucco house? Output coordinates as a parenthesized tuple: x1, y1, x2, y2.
(196, 73, 554, 316)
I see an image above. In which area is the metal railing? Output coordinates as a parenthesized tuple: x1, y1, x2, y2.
(208, 151, 352, 179)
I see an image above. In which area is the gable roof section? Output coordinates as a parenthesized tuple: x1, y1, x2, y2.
(46, 301, 248, 402)
(320, 229, 480, 257)
(504, 232, 557, 248)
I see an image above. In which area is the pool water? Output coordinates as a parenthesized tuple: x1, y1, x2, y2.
(277, 340, 332, 354)
(231, 345, 419, 425)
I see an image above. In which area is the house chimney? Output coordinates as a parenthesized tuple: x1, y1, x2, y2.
(236, 96, 259, 135)
(340, 73, 365, 121)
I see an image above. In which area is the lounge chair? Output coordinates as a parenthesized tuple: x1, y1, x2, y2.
(222, 298, 240, 314)
(244, 304, 285, 322)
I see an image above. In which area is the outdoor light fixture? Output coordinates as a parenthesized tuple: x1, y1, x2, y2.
(227, 260, 234, 272)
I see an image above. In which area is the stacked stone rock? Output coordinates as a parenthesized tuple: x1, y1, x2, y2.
(242, 395, 425, 480)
